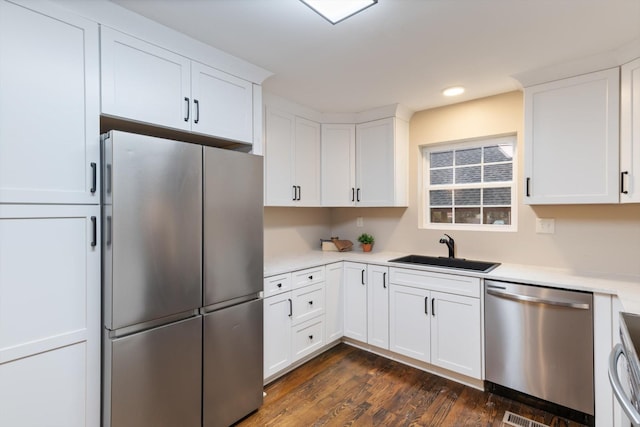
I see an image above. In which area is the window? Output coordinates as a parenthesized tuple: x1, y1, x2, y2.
(421, 135, 516, 231)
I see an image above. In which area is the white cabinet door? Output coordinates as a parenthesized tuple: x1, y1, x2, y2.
(100, 27, 191, 132)
(621, 57, 640, 203)
(389, 284, 430, 363)
(343, 262, 367, 342)
(321, 124, 356, 206)
(263, 292, 292, 379)
(293, 117, 321, 206)
(524, 68, 620, 204)
(325, 262, 344, 342)
(0, 204, 100, 427)
(430, 292, 481, 379)
(367, 265, 389, 349)
(0, 0, 99, 204)
(191, 62, 253, 143)
(356, 118, 396, 206)
(265, 107, 295, 206)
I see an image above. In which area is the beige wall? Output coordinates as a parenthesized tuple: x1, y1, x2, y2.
(264, 207, 332, 261)
(330, 91, 640, 277)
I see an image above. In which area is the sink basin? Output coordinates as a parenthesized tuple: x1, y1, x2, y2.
(388, 254, 500, 272)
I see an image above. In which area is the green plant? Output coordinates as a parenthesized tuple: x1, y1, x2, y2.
(357, 233, 375, 245)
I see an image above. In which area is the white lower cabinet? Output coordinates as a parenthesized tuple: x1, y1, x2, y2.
(389, 267, 483, 379)
(325, 262, 344, 342)
(263, 291, 292, 379)
(263, 266, 326, 380)
(367, 265, 389, 349)
(389, 284, 430, 362)
(0, 205, 100, 427)
(343, 262, 368, 341)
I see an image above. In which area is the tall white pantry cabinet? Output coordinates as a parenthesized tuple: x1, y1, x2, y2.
(0, 1, 100, 426)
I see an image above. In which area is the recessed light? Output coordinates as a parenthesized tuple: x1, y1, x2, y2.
(443, 86, 465, 97)
(300, 0, 378, 25)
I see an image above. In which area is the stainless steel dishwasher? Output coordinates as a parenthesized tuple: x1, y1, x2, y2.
(485, 280, 594, 422)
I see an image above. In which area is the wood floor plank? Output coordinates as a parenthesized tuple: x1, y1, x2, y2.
(237, 344, 588, 427)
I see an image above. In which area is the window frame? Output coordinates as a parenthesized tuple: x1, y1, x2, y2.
(419, 134, 518, 232)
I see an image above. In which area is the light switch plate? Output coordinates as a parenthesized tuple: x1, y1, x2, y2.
(536, 218, 555, 234)
(356, 217, 364, 227)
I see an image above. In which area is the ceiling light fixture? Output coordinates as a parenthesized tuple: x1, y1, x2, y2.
(300, 0, 378, 25)
(443, 86, 465, 97)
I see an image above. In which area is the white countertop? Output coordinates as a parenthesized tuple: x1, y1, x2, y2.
(265, 250, 640, 313)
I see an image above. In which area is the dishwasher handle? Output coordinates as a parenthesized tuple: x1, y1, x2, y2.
(486, 287, 590, 310)
(609, 343, 640, 426)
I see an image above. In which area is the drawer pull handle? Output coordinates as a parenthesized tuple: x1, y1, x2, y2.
(277, 283, 282, 288)
(309, 335, 313, 340)
(308, 275, 313, 280)
(308, 301, 313, 305)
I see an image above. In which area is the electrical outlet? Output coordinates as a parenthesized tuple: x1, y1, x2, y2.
(356, 217, 364, 227)
(535, 218, 555, 234)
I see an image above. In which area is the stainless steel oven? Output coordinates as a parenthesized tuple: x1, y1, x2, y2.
(610, 312, 640, 427)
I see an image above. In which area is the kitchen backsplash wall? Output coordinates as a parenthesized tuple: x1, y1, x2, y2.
(330, 91, 640, 277)
(264, 207, 332, 261)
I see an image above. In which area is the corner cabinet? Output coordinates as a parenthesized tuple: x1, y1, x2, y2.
(100, 27, 255, 144)
(524, 68, 620, 204)
(264, 107, 321, 206)
(0, 0, 100, 205)
(621, 57, 640, 203)
(321, 118, 409, 207)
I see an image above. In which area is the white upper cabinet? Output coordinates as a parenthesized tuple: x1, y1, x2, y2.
(524, 68, 620, 204)
(101, 28, 255, 144)
(191, 62, 253, 143)
(321, 118, 409, 207)
(0, 0, 99, 204)
(321, 124, 356, 206)
(621, 57, 640, 203)
(100, 27, 190, 132)
(264, 107, 321, 206)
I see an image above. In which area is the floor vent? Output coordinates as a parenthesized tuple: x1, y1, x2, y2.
(502, 411, 550, 427)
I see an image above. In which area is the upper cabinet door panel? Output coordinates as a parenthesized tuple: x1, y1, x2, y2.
(191, 62, 253, 143)
(293, 117, 321, 206)
(0, 1, 99, 204)
(621, 58, 640, 203)
(356, 118, 396, 206)
(264, 108, 295, 206)
(321, 124, 356, 207)
(100, 27, 191, 132)
(524, 68, 620, 204)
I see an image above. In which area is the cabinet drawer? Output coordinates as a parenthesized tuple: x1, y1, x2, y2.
(389, 267, 480, 298)
(292, 317, 324, 362)
(264, 273, 292, 297)
(292, 266, 325, 289)
(291, 283, 324, 325)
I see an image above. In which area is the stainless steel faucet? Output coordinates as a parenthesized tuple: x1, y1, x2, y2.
(439, 234, 455, 258)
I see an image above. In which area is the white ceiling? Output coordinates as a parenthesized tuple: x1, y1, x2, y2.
(110, 0, 640, 114)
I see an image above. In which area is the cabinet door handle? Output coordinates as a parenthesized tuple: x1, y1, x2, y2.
(184, 97, 190, 122)
(351, 188, 355, 202)
(525, 177, 531, 197)
(288, 298, 292, 317)
(292, 185, 297, 201)
(361, 269, 365, 285)
(194, 99, 200, 124)
(297, 186, 302, 201)
(90, 216, 97, 247)
(357, 188, 361, 202)
(622, 171, 629, 195)
(90, 162, 97, 194)
(432, 298, 435, 317)
(106, 216, 112, 246)
(383, 272, 387, 288)
(424, 296, 428, 315)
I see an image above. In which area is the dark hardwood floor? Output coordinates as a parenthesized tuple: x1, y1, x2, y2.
(237, 343, 587, 427)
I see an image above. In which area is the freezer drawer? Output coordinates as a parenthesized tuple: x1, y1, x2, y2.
(203, 147, 263, 306)
(102, 131, 202, 329)
(203, 299, 263, 427)
(103, 316, 202, 427)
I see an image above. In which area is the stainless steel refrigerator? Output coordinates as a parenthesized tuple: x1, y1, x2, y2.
(102, 130, 263, 427)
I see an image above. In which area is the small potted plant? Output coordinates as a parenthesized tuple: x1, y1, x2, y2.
(357, 233, 375, 252)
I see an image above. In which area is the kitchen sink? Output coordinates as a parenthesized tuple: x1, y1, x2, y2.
(388, 254, 500, 272)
